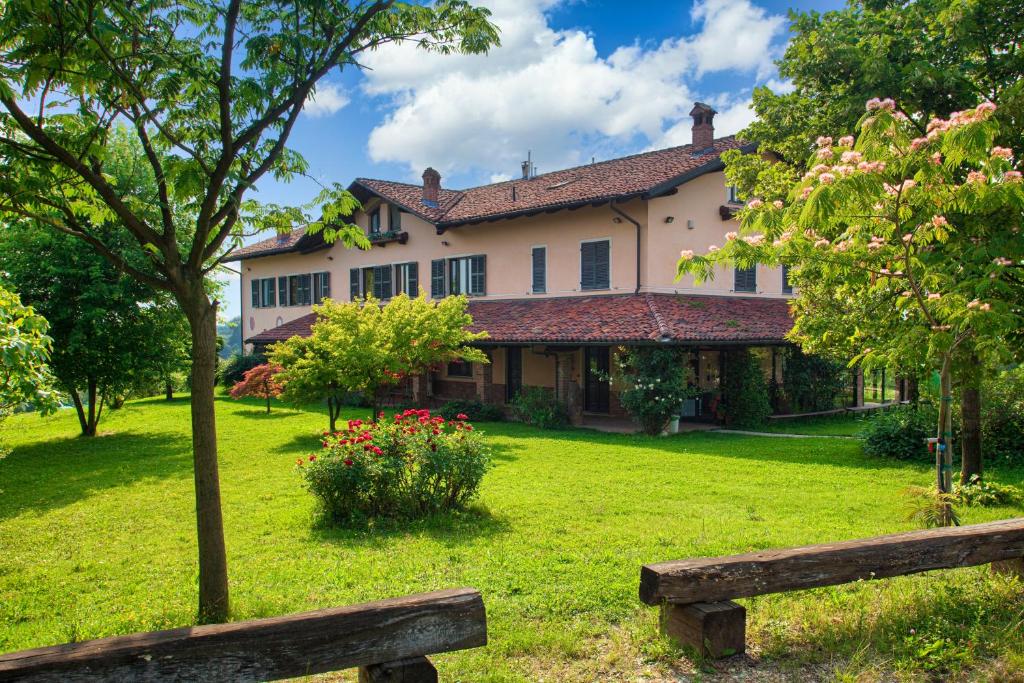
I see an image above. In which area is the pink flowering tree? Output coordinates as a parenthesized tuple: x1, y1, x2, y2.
(678, 99, 1023, 513)
(229, 363, 283, 414)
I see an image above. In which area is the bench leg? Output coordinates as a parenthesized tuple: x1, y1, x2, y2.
(991, 557, 1024, 579)
(358, 656, 438, 683)
(660, 601, 746, 659)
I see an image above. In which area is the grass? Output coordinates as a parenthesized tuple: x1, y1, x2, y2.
(756, 411, 868, 437)
(1, 394, 1022, 681)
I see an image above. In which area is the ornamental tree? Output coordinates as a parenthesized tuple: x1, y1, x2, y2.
(229, 363, 282, 414)
(271, 294, 489, 432)
(678, 100, 1023, 514)
(0, 0, 498, 620)
(0, 284, 60, 425)
(609, 347, 698, 435)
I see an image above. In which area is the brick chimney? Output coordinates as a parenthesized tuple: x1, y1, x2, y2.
(690, 102, 717, 150)
(422, 167, 441, 206)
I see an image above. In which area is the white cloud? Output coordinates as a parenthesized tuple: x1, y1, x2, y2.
(303, 83, 350, 118)
(362, 0, 787, 180)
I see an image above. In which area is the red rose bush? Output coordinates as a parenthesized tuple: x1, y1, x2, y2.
(298, 409, 491, 523)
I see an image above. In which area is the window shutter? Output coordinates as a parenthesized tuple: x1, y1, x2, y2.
(431, 259, 446, 298)
(349, 268, 360, 300)
(470, 255, 486, 296)
(532, 247, 546, 293)
(298, 274, 312, 305)
(389, 204, 402, 231)
(264, 279, 276, 307)
(594, 240, 610, 289)
(781, 265, 791, 294)
(580, 242, 595, 290)
(734, 265, 756, 293)
(378, 265, 393, 299)
(251, 280, 260, 308)
(278, 276, 287, 305)
(408, 262, 419, 297)
(320, 271, 330, 300)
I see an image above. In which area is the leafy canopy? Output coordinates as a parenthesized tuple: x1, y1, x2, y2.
(0, 284, 60, 419)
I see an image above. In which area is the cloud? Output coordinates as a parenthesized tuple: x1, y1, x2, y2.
(303, 83, 350, 118)
(362, 0, 787, 180)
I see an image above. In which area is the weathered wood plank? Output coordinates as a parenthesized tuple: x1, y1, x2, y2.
(359, 656, 438, 682)
(640, 518, 1024, 605)
(660, 602, 745, 659)
(0, 588, 486, 682)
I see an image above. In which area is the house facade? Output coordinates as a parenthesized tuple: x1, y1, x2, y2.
(226, 104, 796, 425)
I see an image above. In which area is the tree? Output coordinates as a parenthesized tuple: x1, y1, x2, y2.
(0, 220, 191, 435)
(679, 100, 1023, 523)
(229, 363, 282, 414)
(0, 1, 498, 620)
(271, 295, 489, 432)
(723, 0, 1024, 482)
(608, 347, 698, 435)
(0, 284, 60, 428)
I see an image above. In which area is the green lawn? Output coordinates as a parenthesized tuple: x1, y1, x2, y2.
(1, 395, 1022, 681)
(756, 411, 868, 436)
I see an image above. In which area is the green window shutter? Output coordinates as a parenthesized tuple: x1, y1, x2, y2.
(278, 276, 287, 305)
(431, 259, 446, 298)
(593, 240, 609, 289)
(408, 262, 419, 297)
(532, 247, 546, 293)
(734, 265, 756, 293)
(470, 255, 486, 296)
(349, 268, 360, 300)
(251, 280, 260, 308)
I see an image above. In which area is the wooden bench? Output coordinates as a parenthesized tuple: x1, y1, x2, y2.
(0, 588, 485, 682)
(639, 518, 1024, 659)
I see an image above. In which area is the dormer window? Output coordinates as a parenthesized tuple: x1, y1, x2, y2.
(727, 185, 740, 204)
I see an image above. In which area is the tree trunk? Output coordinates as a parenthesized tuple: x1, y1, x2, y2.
(265, 394, 271, 414)
(84, 377, 99, 436)
(181, 291, 229, 622)
(936, 356, 954, 526)
(69, 385, 89, 436)
(327, 395, 338, 433)
(960, 380, 982, 484)
(166, 380, 174, 401)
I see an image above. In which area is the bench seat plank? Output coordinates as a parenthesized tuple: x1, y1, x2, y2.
(0, 588, 486, 682)
(640, 518, 1024, 605)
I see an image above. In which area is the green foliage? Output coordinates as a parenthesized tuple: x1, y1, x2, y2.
(902, 485, 961, 529)
(436, 399, 504, 422)
(299, 409, 490, 524)
(217, 317, 242, 360)
(610, 346, 698, 435)
(0, 284, 59, 421)
(953, 475, 1024, 508)
(510, 387, 570, 429)
(860, 405, 937, 461)
(719, 349, 771, 428)
(271, 295, 488, 430)
(219, 352, 267, 389)
(981, 366, 1024, 467)
(780, 348, 849, 413)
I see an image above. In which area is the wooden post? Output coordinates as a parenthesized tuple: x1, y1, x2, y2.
(359, 656, 437, 682)
(659, 602, 745, 659)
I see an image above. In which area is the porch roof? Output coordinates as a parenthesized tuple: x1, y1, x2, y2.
(245, 294, 793, 347)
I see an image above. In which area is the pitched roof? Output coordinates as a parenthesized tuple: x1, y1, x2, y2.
(220, 226, 329, 263)
(245, 294, 793, 346)
(228, 136, 751, 261)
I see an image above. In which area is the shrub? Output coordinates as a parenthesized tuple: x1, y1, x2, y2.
(780, 348, 849, 412)
(953, 475, 1023, 508)
(719, 349, 771, 428)
(299, 409, 490, 523)
(859, 404, 936, 460)
(219, 352, 266, 388)
(229, 363, 283, 413)
(511, 387, 569, 429)
(437, 399, 504, 422)
(611, 346, 698, 435)
(981, 366, 1024, 467)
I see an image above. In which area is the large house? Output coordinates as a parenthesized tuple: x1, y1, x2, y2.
(226, 104, 797, 426)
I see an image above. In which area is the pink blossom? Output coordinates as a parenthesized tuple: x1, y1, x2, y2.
(840, 150, 862, 163)
(708, 245, 719, 253)
(817, 147, 834, 160)
(931, 216, 948, 228)
(866, 98, 882, 111)
(867, 241, 884, 250)
(1004, 170, 1022, 182)
(980, 303, 991, 311)
(931, 152, 943, 166)
(819, 173, 836, 185)
(725, 231, 738, 241)
(838, 135, 855, 147)
(927, 293, 941, 300)
(993, 257, 1013, 266)
(679, 249, 695, 260)
(902, 233, 913, 243)
(816, 136, 833, 148)
(990, 146, 1013, 160)
(814, 238, 830, 248)
(772, 200, 784, 209)
(800, 186, 813, 200)
(967, 299, 981, 309)
(976, 101, 997, 114)
(967, 171, 987, 184)
(747, 198, 764, 209)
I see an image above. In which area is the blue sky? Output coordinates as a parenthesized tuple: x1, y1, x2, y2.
(221, 0, 845, 318)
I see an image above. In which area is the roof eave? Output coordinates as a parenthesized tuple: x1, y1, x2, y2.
(348, 179, 443, 226)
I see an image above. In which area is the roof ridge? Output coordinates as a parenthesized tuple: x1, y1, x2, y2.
(644, 293, 671, 341)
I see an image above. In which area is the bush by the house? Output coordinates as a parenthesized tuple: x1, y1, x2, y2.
(953, 475, 1023, 508)
(219, 352, 266, 389)
(780, 348, 849, 413)
(611, 346, 699, 435)
(437, 399, 504, 422)
(299, 409, 490, 523)
(719, 349, 771, 428)
(511, 387, 569, 429)
(981, 366, 1024, 467)
(859, 404, 936, 460)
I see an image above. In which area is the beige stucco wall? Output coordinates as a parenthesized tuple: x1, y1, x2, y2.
(523, 348, 556, 388)
(240, 171, 791, 342)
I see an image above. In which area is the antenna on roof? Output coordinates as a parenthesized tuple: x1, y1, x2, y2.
(521, 150, 536, 180)
(591, 156, 595, 164)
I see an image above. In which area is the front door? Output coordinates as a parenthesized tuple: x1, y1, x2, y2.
(584, 346, 610, 413)
(506, 346, 523, 402)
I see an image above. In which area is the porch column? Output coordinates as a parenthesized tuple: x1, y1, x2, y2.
(853, 369, 864, 407)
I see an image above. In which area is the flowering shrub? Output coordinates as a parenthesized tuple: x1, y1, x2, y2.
(510, 387, 569, 429)
(298, 409, 491, 523)
(609, 347, 698, 435)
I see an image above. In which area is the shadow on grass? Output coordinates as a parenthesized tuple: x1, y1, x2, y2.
(309, 503, 512, 549)
(0, 431, 190, 521)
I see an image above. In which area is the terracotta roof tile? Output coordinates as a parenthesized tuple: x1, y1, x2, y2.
(245, 294, 792, 346)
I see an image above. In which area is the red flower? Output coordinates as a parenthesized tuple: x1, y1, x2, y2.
(456, 413, 468, 420)
(296, 458, 304, 466)
(432, 428, 440, 435)
(430, 444, 437, 451)
(372, 446, 383, 456)
(344, 458, 354, 467)
(308, 454, 316, 462)
(464, 425, 474, 431)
